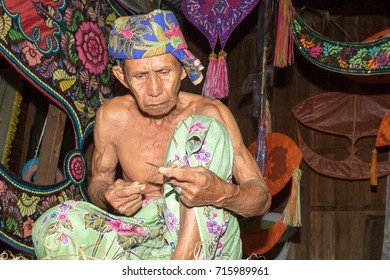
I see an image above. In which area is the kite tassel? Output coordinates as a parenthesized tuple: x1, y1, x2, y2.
(371, 148, 378, 186)
(213, 50, 229, 99)
(273, 0, 295, 68)
(282, 167, 302, 227)
(202, 52, 218, 98)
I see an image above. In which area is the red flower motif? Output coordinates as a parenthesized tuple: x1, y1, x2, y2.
(70, 156, 84, 181)
(75, 21, 108, 75)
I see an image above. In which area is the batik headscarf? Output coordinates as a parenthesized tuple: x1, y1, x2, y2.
(108, 9, 204, 85)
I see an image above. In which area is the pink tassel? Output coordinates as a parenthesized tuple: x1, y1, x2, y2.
(273, 0, 295, 68)
(202, 52, 218, 98)
(213, 50, 229, 99)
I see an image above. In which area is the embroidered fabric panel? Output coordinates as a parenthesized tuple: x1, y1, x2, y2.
(293, 14, 390, 76)
(0, 0, 125, 255)
(182, 0, 260, 50)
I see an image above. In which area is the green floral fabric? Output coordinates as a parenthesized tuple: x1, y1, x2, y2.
(32, 115, 242, 260)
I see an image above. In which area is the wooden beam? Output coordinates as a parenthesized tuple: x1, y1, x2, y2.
(35, 103, 66, 185)
(18, 95, 37, 175)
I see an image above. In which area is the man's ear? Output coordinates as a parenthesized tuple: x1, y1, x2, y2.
(180, 66, 187, 80)
(112, 65, 130, 89)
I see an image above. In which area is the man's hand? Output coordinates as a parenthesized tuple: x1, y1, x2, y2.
(158, 166, 234, 208)
(105, 179, 146, 216)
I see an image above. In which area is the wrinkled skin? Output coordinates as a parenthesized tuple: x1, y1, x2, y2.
(88, 53, 271, 259)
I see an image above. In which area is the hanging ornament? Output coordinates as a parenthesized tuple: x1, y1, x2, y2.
(274, 0, 295, 67)
(183, 0, 260, 99)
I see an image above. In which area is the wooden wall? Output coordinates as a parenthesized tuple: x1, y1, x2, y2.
(182, 1, 390, 259)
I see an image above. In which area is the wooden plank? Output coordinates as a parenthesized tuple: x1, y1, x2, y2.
(35, 103, 66, 185)
(310, 211, 336, 259)
(18, 95, 37, 175)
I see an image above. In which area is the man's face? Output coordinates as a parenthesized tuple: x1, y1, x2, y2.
(114, 53, 186, 118)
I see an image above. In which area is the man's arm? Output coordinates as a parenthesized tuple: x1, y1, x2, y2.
(159, 101, 271, 218)
(210, 100, 271, 217)
(88, 103, 145, 215)
(88, 105, 119, 209)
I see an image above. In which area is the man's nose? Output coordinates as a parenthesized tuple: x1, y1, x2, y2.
(148, 73, 162, 97)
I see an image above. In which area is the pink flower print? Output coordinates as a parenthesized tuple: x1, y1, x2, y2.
(142, 198, 156, 207)
(22, 42, 44, 66)
(166, 211, 178, 232)
(165, 23, 186, 49)
(22, 217, 34, 238)
(212, 212, 218, 219)
(206, 220, 221, 235)
(194, 148, 211, 163)
(107, 219, 148, 236)
(375, 52, 390, 67)
(75, 21, 108, 75)
(309, 45, 323, 58)
(189, 122, 206, 134)
(57, 212, 69, 222)
(217, 242, 223, 249)
(123, 26, 133, 39)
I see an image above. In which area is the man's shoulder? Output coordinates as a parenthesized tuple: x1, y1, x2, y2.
(96, 95, 135, 123)
(182, 92, 223, 108)
(185, 93, 226, 114)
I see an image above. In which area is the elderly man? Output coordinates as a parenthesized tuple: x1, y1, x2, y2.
(32, 9, 270, 260)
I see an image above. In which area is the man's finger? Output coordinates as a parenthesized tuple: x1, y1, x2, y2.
(159, 166, 197, 182)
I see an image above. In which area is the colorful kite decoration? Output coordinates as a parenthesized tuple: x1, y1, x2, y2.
(242, 132, 302, 256)
(183, 0, 260, 99)
(0, 0, 125, 255)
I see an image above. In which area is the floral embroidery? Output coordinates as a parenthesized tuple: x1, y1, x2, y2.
(16, 193, 40, 217)
(75, 21, 108, 75)
(293, 16, 390, 74)
(37, 195, 58, 213)
(69, 155, 85, 182)
(22, 217, 34, 238)
(22, 42, 44, 66)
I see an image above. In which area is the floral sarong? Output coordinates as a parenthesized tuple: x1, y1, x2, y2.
(32, 115, 242, 260)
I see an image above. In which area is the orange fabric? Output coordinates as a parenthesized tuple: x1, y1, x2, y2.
(241, 218, 287, 256)
(376, 109, 390, 148)
(248, 132, 302, 196)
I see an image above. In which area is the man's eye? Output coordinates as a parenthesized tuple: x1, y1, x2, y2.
(135, 74, 146, 79)
(159, 70, 170, 75)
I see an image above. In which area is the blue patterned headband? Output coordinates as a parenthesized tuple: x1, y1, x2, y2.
(109, 9, 204, 85)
